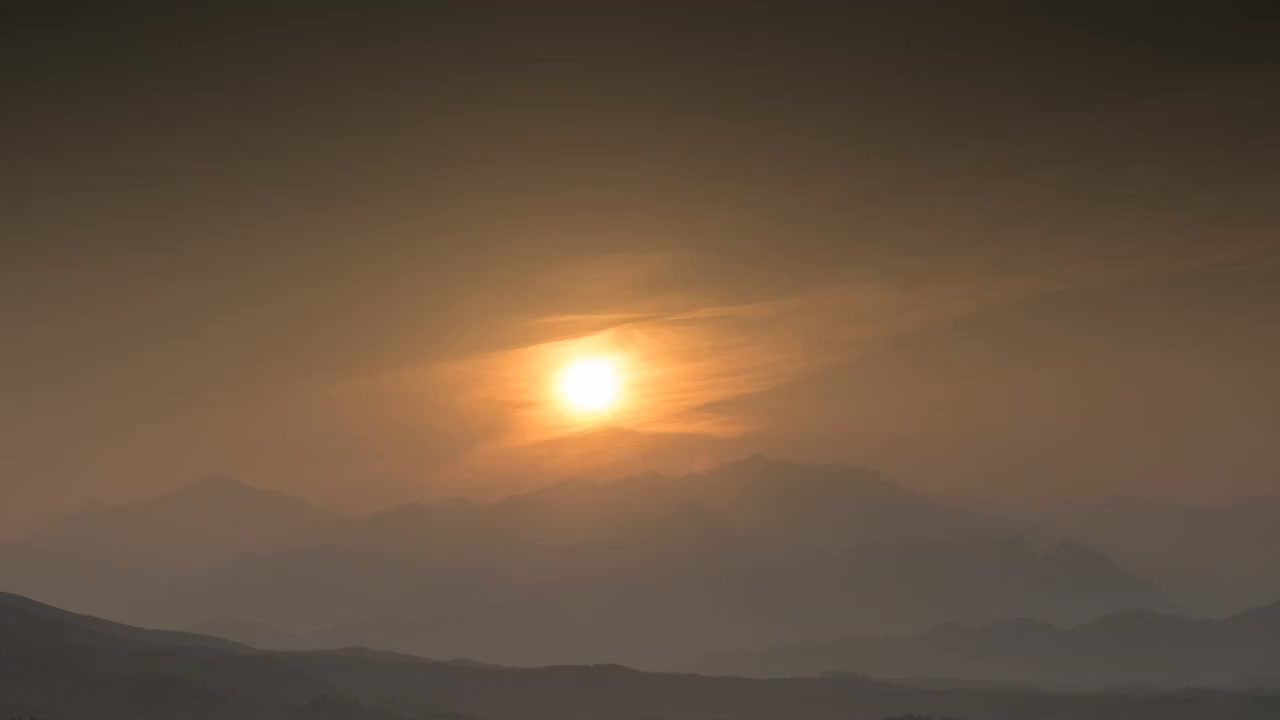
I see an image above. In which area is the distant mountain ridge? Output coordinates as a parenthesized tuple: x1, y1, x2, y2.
(1036, 494, 1280, 616)
(0, 474, 336, 625)
(690, 597, 1280, 689)
(1, 457, 1170, 666)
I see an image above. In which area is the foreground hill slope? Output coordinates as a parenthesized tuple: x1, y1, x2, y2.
(3, 592, 1279, 720)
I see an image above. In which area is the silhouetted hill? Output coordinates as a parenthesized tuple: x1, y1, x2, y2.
(0, 593, 452, 719)
(690, 596, 1280, 689)
(1, 459, 1169, 666)
(0, 591, 244, 651)
(4, 593, 1279, 720)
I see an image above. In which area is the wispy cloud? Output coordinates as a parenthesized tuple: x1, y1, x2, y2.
(427, 281, 1005, 450)
(324, 243, 1259, 487)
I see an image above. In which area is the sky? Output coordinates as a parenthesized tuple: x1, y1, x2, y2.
(2, 3, 1278, 531)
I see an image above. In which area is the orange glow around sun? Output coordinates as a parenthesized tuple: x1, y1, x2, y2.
(557, 356, 621, 413)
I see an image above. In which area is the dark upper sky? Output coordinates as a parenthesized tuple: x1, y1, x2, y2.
(3, 2, 1278, 529)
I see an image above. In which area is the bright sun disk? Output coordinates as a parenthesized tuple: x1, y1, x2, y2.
(557, 356, 620, 413)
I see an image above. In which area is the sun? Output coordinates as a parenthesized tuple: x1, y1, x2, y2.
(557, 356, 621, 413)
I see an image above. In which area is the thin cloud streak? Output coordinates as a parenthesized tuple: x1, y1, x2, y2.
(327, 242, 1263, 488)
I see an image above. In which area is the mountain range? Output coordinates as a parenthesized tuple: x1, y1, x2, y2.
(1034, 494, 1280, 617)
(691, 597, 1280, 689)
(1, 457, 1171, 666)
(4, 591, 1278, 720)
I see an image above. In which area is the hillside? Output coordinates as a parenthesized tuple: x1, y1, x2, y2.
(3, 592, 1278, 720)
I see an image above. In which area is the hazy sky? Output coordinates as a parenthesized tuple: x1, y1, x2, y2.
(3, 3, 1278, 530)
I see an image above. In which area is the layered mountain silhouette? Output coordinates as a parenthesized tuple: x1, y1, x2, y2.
(1036, 494, 1280, 616)
(691, 598, 1280, 689)
(1, 458, 1169, 666)
(3, 592, 1277, 720)
(0, 474, 335, 625)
